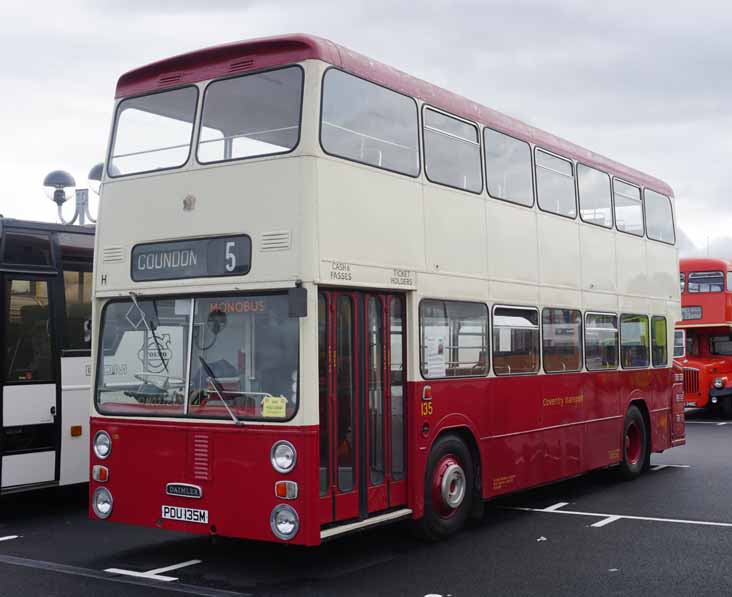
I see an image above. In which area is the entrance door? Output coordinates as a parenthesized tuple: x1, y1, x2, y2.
(318, 290, 407, 525)
(0, 276, 59, 489)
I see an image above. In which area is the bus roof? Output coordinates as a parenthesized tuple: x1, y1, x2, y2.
(0, 218, 94, 235)
(680, 257, 732, 273)
(116, 34, 673, 197)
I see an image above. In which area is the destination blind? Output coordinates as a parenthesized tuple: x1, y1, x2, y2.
(131, 235, 251, 281)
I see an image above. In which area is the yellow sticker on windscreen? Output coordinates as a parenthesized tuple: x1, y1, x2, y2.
(262, 395, 287, 418)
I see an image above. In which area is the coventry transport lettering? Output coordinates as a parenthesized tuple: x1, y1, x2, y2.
(131, 235, 251, 282)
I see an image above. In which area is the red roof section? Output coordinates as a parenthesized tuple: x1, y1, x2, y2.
(680, 257, 732, 273)
(116, 33, 673, 196)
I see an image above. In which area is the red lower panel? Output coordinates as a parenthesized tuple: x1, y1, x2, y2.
(409, 367, 678, 508)
(367, 483, 387, 513)
(89, 419, 321, 546)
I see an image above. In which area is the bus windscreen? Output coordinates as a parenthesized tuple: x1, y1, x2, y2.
(95, 293, 299, 421)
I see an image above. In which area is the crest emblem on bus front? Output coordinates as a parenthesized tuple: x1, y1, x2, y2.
(183, 194, 196, 211)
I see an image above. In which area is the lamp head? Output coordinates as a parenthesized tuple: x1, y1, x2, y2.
(43, 170, 76, 206)
(88, 163, 104, 195)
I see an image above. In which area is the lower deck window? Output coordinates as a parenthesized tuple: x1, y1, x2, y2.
(710, 335, 732, 356)
(542, 308, 582, 372)
(5, 279, 54, 382)
(620, 314, 649, 368)
(651, 316, 668, 366)
(492, 306, 539, 375)
(585, 313, 618, 370)
(420, 300, 488, 378)
(673, 330, 685, 358)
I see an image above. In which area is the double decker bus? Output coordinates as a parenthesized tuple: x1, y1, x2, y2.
(0, 218, 93, 491)
(89, 34, 685, 544)
(676, 257, 732, 416)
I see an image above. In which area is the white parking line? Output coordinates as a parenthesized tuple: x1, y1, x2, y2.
(686, 421, 727, 425)
(0, 536, 18, 542)
(105, 559, 202, 582)
(512, 502, 732, 529)
(543, 502, 570, 511)
(0, 553, 247, 596)
(591, 515, 621, 528)
(650, 464, 690, 471)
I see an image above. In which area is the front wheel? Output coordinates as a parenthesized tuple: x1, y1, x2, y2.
(619, 405, 649, 480)
(416, 434, 474, 541)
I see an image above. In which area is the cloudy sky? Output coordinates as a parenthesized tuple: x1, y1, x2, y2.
(1, 1, 729, 253)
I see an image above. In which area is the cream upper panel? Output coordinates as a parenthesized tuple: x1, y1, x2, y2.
(96, 157, 311, 295)
(96, 57, 679, 309)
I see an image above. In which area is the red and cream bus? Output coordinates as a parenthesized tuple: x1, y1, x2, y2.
(676, 257, 732, 416)
(89, 34, 685, 544)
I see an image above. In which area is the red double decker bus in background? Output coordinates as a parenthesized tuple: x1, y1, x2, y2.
(89, 34, 685, 545)
(676, 258, 732, 416)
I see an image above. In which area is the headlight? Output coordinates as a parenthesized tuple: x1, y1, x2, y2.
(270, 504, 299, 540)
(92, 487, 113, 519)
(271, 441, 296, 473)
(94, 431, 112, 459)
(714, 378, 725, 389)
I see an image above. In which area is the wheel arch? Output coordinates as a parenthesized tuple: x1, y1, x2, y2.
(627, 397, 652, 467)
(628, 397, 651, 438)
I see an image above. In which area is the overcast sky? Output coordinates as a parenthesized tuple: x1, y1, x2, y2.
(1, 1, 728, 252)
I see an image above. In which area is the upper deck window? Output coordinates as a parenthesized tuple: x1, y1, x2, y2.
(483, 128, 533, 206)
(197, 66, 303, 164)
(688, 271, 724, 293)
(644, 189, 675, 244)
(535, 150, 576, 218)
(109, 86, 198, 177)
(423, 108, 482, 193)
(614, 180, 643, 236)
(577, 164, 612, 228)
(680, 273, 685, 293)
(2, 231, 52, 267)
(321, 69, 419, 177)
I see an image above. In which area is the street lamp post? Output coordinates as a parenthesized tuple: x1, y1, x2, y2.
(43, 163, 103, 225)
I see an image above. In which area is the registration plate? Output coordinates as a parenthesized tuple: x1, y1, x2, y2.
(161, 505, 209, 524)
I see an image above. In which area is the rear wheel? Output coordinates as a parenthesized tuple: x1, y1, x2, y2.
(416, 434, 474, 541)
(619, 405, 649, 480)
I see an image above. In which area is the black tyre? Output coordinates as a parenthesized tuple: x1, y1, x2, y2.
(415, 434, 474, 541)
(619, 405, 649, 480)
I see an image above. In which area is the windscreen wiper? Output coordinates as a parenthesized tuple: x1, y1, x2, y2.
(129, 292, 169, 375)
(198, 356, 241, 426)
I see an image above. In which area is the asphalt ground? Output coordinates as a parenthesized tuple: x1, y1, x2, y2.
(0, 410, 729, 597)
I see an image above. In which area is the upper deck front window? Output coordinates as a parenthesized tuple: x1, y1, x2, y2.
(688, 271, 724, 293)
(109, 86, 198, 177)
(197, 66, 303, 163)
